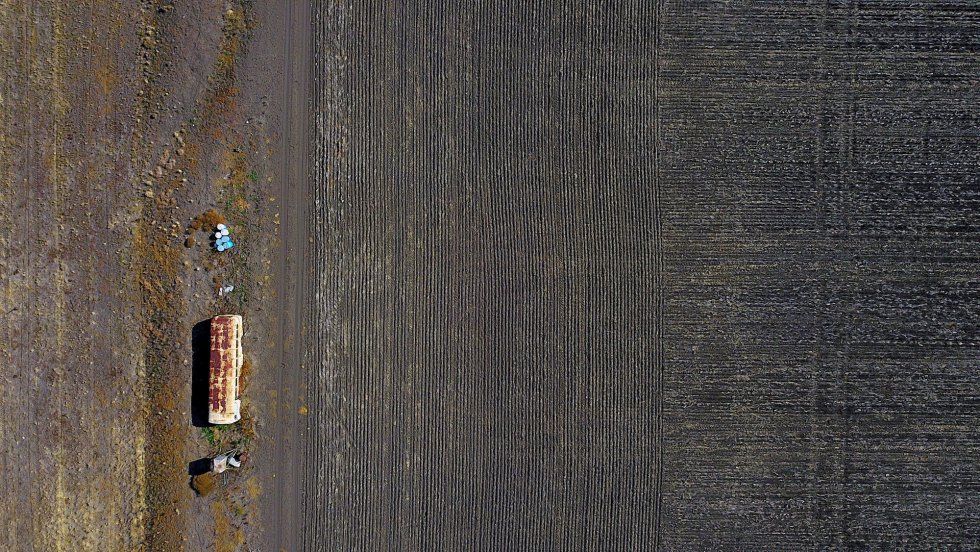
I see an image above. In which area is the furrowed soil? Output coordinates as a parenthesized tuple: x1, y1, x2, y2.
(307, 2, 664, 549)
(657, 4, 980, 549)
(306, 1, 980, 550)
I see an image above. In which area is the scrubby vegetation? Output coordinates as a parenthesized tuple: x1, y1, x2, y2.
(192, 473, 217, 497)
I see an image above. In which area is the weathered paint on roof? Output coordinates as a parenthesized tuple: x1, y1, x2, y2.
(209, 314, 242, 424)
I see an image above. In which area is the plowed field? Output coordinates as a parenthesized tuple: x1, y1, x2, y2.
(304, 1, 980, 550)
(306, 1, 661, 549)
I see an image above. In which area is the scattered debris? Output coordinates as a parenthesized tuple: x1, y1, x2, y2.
(212, 451, 246, 474)
(214, 223, 234, 252)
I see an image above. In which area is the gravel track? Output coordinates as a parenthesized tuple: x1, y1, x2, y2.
(267, 0, 311, 550)
(256, 1, 313, 551)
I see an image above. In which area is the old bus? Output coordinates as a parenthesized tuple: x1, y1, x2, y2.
(209, 314, 243, 424)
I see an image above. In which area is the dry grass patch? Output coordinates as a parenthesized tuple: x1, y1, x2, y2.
(191, 473, 217, 497)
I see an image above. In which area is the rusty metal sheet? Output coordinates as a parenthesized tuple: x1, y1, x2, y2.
(208, 314, 242, 424)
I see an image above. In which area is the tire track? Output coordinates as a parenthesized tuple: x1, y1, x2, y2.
(260, 0, 312, 549)
(651, 1, 665, 548)
(269, 0, 293, 542)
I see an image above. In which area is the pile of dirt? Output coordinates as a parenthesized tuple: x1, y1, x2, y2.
(189, 208, 227, 231)
(192, 473, 217, 497)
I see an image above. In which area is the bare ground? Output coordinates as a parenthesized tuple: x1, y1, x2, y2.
(305, 1, 980, 550)
(0, 1, 301, 550)
(3, 1, 980, 551)
(305, 2, 663, 549)
(0, 3, 148, 549)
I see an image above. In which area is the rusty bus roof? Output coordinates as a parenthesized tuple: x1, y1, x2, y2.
(209, 314, 242, 424)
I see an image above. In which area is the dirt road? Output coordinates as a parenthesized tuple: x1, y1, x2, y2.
(245, 1, 313, 550)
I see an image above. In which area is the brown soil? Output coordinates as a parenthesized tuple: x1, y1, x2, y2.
(0, 1, 296, 550)
(301, 2, 980, 550)
(0, 2, 149, 550)
(191, 474, 217, 497)
(191, 208, 227, 231)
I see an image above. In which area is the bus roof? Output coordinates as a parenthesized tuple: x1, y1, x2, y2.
(209, 314, 242, 424)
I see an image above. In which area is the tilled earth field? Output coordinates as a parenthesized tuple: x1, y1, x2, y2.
(0, 4, 148, 549)
(658, 3, 980, 549)
(308, 0, 664, 548)
(307, 1, 664, 549)
(307, 1, 980, 550)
